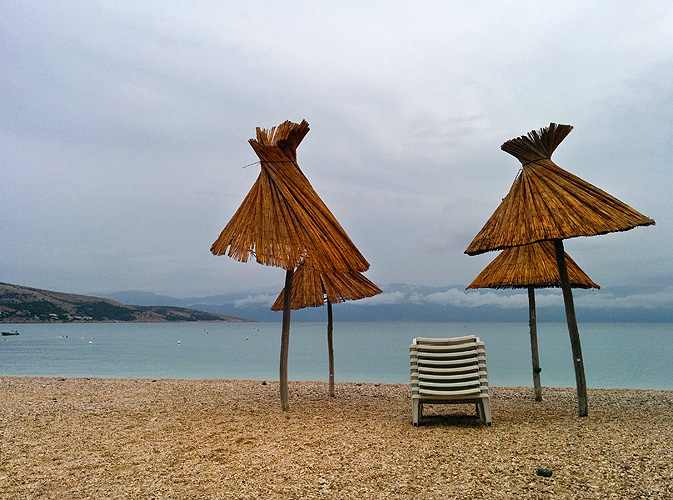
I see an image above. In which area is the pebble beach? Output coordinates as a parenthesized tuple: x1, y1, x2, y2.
(1, 377, 671, 499)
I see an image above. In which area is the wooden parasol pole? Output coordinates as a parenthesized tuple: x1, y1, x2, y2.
(528, 286, 543, 402)
(279, 268, 294, 411)
(553, 239, 588, 417)
(327, 299, 335, 397)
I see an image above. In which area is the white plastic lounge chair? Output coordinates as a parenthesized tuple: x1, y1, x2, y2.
(410, 335, 492, 426)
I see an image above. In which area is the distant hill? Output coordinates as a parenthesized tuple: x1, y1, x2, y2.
(0, 282, 252, 323)
(103, 283, 673, 323)
(4, 281, 668, 324)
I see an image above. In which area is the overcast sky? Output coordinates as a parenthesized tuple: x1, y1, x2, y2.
(2, 1, 671, 300)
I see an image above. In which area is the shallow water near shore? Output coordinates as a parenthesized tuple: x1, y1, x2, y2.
(1, 321, 671, 389)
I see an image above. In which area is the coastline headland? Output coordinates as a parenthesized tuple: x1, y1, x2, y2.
(0, 282, 251, 323)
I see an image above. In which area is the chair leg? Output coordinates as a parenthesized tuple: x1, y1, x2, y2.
(412, 400, 424, 425)
(480, 399, 492, 426)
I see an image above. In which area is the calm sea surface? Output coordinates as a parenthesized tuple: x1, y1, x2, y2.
(1, 322, 671, 389)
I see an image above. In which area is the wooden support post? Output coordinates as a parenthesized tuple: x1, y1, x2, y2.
(528, 286, 542, 402)
(327, 299, 335, 397)
(553, 239, 588, 417)
(279, 268, 294, 411)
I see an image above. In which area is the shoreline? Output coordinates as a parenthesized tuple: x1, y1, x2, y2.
(1, 377, 672, 499)
(1, 318, 254, 324)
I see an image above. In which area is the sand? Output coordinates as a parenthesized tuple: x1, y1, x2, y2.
(1, 377, 671, 499)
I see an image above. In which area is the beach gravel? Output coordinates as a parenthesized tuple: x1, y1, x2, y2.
(1, 377, 671, 499)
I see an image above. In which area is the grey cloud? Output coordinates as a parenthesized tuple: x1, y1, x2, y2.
(234, 294, 277, 308)
(353, 287, 673, 311)
(1, 1, 670, 298)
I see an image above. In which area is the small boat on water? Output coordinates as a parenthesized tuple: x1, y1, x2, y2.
(2, 330, 20, 336)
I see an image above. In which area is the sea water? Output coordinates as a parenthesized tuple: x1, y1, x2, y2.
(1, 322, 671, 389)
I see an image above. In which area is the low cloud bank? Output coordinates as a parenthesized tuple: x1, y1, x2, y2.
(229, 286, 673, 312)
(352, 286, 673, 310)
(234, 294, 276, 308)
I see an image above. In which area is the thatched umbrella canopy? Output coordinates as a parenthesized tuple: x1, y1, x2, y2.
(465, 123, 654, 254)
(271, 265, 382, 397)
(211, 119, 370, 410)
(467, 240, 599, 289)
(271, 265, 382, 310)
(467, 241, 599, 401)
(465, 123, 654, 416)
(212, 120, 369, 273)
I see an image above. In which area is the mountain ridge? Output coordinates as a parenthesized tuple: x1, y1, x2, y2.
(103, 283, 673, 323)
(0, 282, 252, 323)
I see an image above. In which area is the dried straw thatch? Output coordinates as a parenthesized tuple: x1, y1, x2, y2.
(271, 265, 382, 311)
(467, 241, 599, 403)
(211, 120, 369, 273)
(464, 122, 655, 417)
(467, 241, 599, 290)
(211, 119, 372, 411)
(465, 123, 655, 256)
(270, 264, 382, 398)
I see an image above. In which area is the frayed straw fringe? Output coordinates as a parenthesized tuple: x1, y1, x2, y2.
(270, 265, 382, 311)
(467, 241, 599, 290)
(465, 123, 655, 256)
(211, 120, 369, 273)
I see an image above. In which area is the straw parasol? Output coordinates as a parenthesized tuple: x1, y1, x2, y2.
(465, 123, 654, 416)
(271, 264, 382, 397)
(211, 119, 370, 410)
(467, 241, 599, 401)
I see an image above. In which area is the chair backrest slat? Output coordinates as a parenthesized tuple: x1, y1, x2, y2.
(410, 335, 492, 425)
(410, 335, 489, 397)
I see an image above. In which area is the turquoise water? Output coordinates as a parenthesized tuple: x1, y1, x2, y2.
(1, 322, 671, 389)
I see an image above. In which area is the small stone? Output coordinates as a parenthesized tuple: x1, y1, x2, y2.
(536, 468, 553, 477)
(261, 381, 267, 385)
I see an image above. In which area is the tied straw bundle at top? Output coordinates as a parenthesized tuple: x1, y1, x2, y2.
(464, 122, 654, 418)
(465, 123, 655, 256)
(211, 120, 369, 274)
(211, 119, 374, 410)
